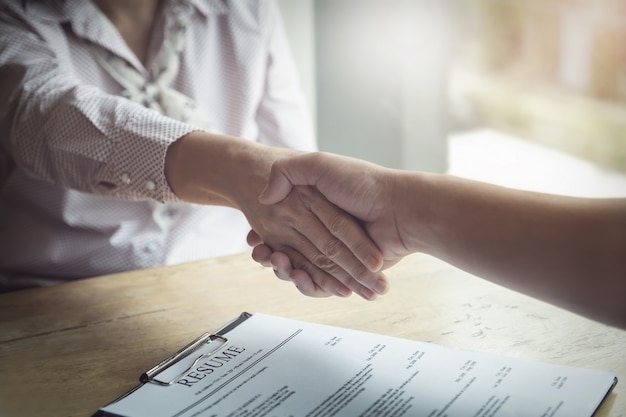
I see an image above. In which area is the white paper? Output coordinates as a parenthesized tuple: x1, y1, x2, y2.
(100, 313, 616, 417)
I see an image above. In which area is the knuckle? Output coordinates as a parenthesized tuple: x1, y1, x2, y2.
(319, 239, 373, 282)
(326, 212, 353, 236)
(316, 263, 352, 287)
(319, 238, 344, 260)
(310, 252, 336, 272)
(293, 255, 344, 286)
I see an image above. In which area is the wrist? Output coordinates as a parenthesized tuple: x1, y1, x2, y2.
(164, 131, 266, 207)
(392, 171, 441, 255)
(165, 131, 302, 210)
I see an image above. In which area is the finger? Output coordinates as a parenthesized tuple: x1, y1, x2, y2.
(266, 241, 386, 300)
(246, 229, 263, 246)
(292, 186, 387, 294)
(282, 244, 384, 300)
(292, 267, 381, 301)
(250, 244, 273, 268)
(290, 269, 326, 297)
(276, 227, 379, 298)
(256, 184, 386, 296)
(307, 191, 384, 273)
(258, 161, 298, 205)
(280, 246, 352, 298)
(267, 252, 330, 297)
(269, 252, 294, 281)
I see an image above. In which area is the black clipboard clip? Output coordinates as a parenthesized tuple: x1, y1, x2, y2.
(139, 312, 252, 387)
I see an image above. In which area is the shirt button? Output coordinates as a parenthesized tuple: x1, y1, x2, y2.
(166, 207, 177, 218)
(145, 180, 156, 191)
(120, 173, 131, 185)
(144, 241, 160, 253)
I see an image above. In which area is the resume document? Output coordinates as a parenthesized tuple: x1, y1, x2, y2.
(97, 313, 616, 417)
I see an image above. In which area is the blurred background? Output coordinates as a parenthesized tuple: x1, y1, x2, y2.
(277, 0, 626, 197)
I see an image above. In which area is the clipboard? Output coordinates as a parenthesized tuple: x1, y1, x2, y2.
(92, 312, 252, 417)
(93, 312, 617, 417)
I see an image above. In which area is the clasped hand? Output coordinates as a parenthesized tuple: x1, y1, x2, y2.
(166, 133, 389, 300)
(245, 184, 388, 300)
(248, 152, 413, 300)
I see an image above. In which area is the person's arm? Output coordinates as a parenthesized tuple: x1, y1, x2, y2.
(256, 152, 626, 329)
(0, 4, 190, 201)
(165, 133, 386, 300)
(0, 6, 385, 299)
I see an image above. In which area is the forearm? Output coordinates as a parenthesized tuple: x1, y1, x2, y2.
(166, 133, 388, 300)
(165, 130, 293, 207)
(402, 172, 626, 326)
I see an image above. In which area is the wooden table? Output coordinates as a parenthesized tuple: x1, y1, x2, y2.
(0, 252, 624, 417)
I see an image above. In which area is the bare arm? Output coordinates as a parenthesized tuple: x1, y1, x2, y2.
(165, 133, 387, 300)
(257, 152, 626, 329)
(402, 172, 626, 329)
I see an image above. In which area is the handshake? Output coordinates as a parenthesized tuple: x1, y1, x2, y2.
(246, 152, 626, 330)
(247, 152, 409, 301)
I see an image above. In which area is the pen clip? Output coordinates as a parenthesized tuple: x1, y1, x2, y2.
(140, 333, 229, 386)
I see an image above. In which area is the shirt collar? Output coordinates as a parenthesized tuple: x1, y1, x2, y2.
(22, 0, 229, 74)
(189, 0, 228, 18)
(21, 0, 69, 23)
(23, 0, 229, 23)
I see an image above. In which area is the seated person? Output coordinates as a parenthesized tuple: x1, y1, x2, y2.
(0, 0, 384, 297)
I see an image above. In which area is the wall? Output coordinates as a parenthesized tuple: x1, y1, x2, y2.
(278, 0, 452, 172)
(450, 0, 626, 173)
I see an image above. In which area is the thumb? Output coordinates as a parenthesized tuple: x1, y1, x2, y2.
(259, 153, 328, 205)
(258, 160, 298, 204)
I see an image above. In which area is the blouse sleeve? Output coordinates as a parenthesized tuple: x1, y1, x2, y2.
(0, 4, 195, 203)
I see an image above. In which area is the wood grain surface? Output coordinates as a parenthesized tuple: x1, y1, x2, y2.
(0, 252, 623, 417)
